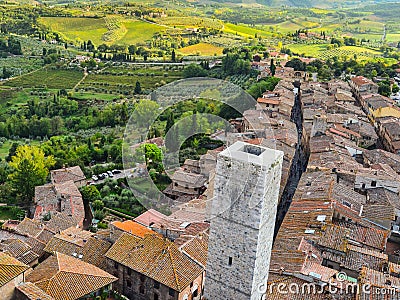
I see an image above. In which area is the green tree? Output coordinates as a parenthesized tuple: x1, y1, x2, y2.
(134, 81, 142, 94)
(128, 45, 137, 55)
(171, 49, 176, 62)
(270, 59, 276, 76)
(92, 199, 104, 211)
(9, 145, 55, 208)
(392, 84, 399, 94)
(165, 111, 174, 134)
(132, 100, 160, 129)
(80, 185, 101, 203)
(183, 64, 207, 78)
(378, 80, 391, 97)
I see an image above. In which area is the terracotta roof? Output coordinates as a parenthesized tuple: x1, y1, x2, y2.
(44, 227, 93, 256)
(135, 209, 166, 227)
(106, 233, 203, 292)
(26, 237, 46, 257)
(171, 169, 207, 188)
(359, 266, 400, 290)
(15, 218, 43, 238)
(80, 237, 112, 269)
(45, 212, 78, 234)
(50, 166, 85, 185)
(0, 252, 30, 287)
(301, 261, 337, 283)
(257, 97, 281, 105)
(333, 221, 388, 251)
(351, 76, 376, 87)
(16, 282, 55, 300)
(111, 220, 156, 238)
(318, 224, 349, 252)
(18, 251, 39, 265)
(34, 181, 84, 227)
(26, 252, 116, 300)
(180, 232, 208, 268)
(364, 149, 400, 174)
(0, 239, 31, 258)
(36, 228, 55, 244)
(269, 250, 307, 274)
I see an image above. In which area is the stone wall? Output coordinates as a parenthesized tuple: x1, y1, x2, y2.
(204, 142, 283, 300)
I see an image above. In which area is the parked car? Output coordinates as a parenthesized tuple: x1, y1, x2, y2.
(103, 173, 109, 179)
(97, 174, 105, 180)
(107, 171, 114, 177)
(112, 169, 121, 174)
(92, 175, 98, 181)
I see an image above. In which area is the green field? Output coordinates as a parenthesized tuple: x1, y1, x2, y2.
(179, 43, 224, 56)
(117, 20, 165, 45)
(286, 44, 382, 61)
(40, 17, 108, 46)
(39, 16, 165, 46)
(77, 66, 183, 95)
(154, 16, 223, 30)
(4, 68, 84, 89)
(223, 23, 270, 38)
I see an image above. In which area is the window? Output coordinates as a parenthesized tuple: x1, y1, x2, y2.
(127, 268, 131, 276)
(193, 288, 198, 297)
(139, 285, 145, 294)
(114, 262, 118, 269)
(140, 274, 145, 282)
(154, 294, 159, 300)
(154, 281, 160, 289)
(228, 257, 233, 266)
(371, 181, 377, 187)
(169, 288, 175, 297)
(127, 280, 132, 287)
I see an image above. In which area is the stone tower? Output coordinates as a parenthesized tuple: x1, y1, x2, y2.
(204, 141, 283, 300)
(311, 114, 328, 137)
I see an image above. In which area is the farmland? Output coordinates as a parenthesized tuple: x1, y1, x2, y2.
(39, 17, 108, 46)
(5, 68, 84, 89)
(76, 65, 183, 95)
(285, 44, 386, 62)
(179, 43, 224, 56)
(153, 16, 223, 30)
(39, 16, 165, 45)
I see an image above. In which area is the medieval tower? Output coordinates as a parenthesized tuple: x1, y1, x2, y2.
(204, 141, 283, 300)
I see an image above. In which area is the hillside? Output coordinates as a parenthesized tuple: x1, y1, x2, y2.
(193, 0, 400, 8)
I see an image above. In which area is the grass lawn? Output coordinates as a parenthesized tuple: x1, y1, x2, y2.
(179, 43, 224, 56)
(4, 68, 84, 89)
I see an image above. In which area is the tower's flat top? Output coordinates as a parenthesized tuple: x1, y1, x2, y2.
(218, 141, 283, 167)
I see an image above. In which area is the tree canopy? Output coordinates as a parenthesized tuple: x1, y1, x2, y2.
(8, 145, 55, 208)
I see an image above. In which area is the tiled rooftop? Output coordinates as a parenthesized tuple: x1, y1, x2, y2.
(0, 252, 29, 287)
(106, 233, 203, 292)
(26, 252, 116, 300)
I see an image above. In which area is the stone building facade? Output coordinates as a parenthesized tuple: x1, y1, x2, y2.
(204, 141, 283, 300)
